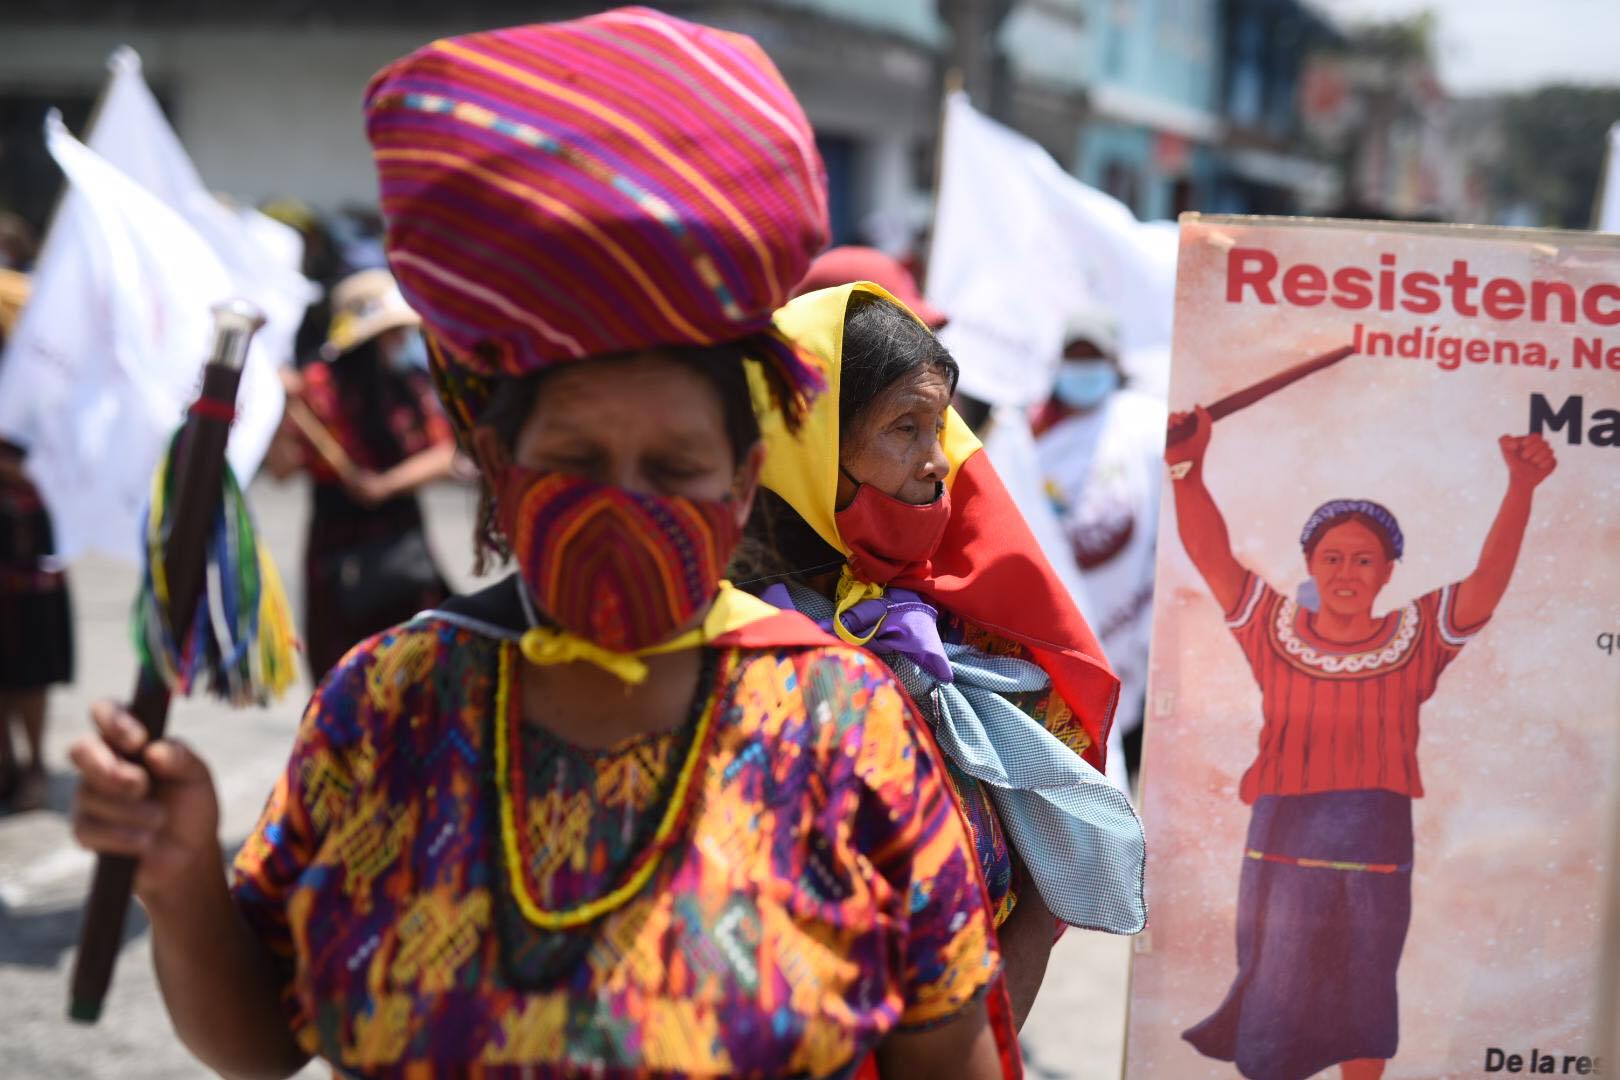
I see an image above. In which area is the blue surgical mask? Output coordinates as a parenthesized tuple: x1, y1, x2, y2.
(386, 330, 430, 371)
(1053, 360, 1119, 409)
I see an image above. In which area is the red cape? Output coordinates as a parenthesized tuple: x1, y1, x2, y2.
(888, 451, 1119, 771)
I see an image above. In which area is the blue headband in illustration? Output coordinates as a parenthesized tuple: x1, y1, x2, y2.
(1300, 499, 1405, 561)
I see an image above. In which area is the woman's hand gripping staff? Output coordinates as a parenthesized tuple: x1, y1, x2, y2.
(69, 703, 310, 1077)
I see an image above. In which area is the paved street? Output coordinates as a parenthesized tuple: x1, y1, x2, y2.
(0, 475, 1132, 1078)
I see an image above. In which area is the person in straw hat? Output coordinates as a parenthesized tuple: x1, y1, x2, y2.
(263, 266, 457, 680)
(67, 9, 1018, 1076)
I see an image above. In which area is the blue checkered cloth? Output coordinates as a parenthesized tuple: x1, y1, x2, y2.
(778, 582, 1146, 933)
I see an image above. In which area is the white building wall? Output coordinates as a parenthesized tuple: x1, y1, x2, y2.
(855, 135, 917, 253)
(1, 24, 471, 208)
(1, 19, 933, 238)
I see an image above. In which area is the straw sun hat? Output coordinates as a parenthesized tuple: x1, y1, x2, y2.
(322, 268, 420, 360)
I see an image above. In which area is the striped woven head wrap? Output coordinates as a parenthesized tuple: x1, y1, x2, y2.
(364, 7, 830, 437)
(1300, 499, 1404, 559)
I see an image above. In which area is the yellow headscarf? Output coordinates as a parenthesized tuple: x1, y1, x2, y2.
(752, 281, 1121, 768)
(749, 281, 982, 555)
(747, 281, 983, 643)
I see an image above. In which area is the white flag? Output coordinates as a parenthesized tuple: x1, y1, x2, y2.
(0, 116, 235, 560)
(926, 92, 1178, 404)
(0, 49, 312, 562)
(1600, 122, 1620, 234)
(87, 47, 313, 460)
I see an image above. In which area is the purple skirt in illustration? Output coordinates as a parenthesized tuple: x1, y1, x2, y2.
(1183, 789, 1414, 1080)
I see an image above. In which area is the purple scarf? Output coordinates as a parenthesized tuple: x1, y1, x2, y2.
(761, 583, 953, 683)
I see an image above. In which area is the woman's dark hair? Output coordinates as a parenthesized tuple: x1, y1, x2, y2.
(838, 293, 959, 431)
(329, 336, 416, 464)
(471, 342, 761, 569)
(730, 488, 844, 586)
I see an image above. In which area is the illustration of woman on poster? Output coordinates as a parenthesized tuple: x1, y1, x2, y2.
(1165, 405, 1556, 1080)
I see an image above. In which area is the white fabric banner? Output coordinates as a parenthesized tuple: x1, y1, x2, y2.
(0, 49, 312, 562)
(88, 47, 313, 467)
(0, 117, 234, 561)
(1600, 121, 1620, 233)
(926, 92, 1178, 404)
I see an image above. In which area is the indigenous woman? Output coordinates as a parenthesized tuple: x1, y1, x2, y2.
(740, 281, 1147, 1024)
(67, 11, 1018, 1078)
(1167, 406, 1556, 1080)
(0, 269, 72, 811)
(263, 267, 455, 680)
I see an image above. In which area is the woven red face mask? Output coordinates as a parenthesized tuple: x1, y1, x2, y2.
(835, 478, 951, 585)
(500, 468, 741, 652)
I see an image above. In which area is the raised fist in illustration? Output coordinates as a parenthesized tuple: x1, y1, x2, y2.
(1499, 433, 1557, 490)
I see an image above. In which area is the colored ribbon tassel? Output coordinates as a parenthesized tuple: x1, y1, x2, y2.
(132, 432, 300, 706)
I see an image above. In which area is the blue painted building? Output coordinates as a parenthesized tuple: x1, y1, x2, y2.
(1005, 0, 1224, 221)
(1077, 0, 1227, 220)
(1000, 0, 1338, 220)
(1211, 0, 1341, 213)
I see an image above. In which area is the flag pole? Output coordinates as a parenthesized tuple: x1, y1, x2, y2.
(283, 396, 356, 480)
(68, 300, 267, 1023)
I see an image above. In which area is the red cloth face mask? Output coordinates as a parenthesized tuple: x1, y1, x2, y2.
(500, 467, 741, 652)
(834, 472, 951, 584)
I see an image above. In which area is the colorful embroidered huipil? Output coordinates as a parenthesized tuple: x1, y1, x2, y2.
(235, 10, 1026, 1075)
(231, 597, 1005, 1076)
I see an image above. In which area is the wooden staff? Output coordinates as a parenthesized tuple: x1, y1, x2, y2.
(283, 394, 356, 480)
(1165, 343, 1357, 446)
(68, 300, 266, 1024)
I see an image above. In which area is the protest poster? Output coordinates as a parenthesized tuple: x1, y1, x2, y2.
(1126, 215, 1620, 1079)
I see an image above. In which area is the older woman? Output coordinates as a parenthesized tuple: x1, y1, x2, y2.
(66, 12, 1017, 1077)
(739, 282, 1148, 1025)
